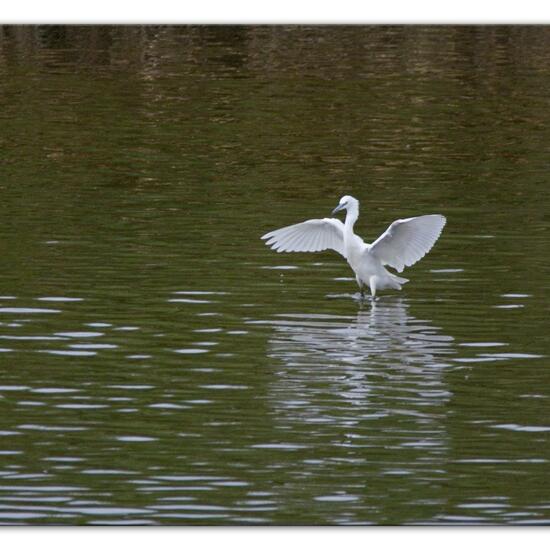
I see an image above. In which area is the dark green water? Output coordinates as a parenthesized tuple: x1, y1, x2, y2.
(0, 25, 549, 525)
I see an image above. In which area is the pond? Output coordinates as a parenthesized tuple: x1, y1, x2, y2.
(0, 25, 549, 525)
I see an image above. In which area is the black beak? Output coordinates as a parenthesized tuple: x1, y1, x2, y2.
(331, 204, 345, 216)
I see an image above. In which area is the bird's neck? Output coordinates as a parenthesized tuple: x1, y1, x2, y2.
(344, 206, 359, 233)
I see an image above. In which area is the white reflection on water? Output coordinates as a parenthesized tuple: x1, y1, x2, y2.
(265, 296, 454, 371)
(245, 297, 459, 523)
(255, 296, 456, 443)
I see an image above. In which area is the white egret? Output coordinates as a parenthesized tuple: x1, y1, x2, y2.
(261, 195, 446, 298)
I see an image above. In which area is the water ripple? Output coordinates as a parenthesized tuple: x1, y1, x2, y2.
(0, 308, 60, 314)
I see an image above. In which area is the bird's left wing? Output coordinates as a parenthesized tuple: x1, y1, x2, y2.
(368, 214, 446, 272)
(261, 218, 345, 257)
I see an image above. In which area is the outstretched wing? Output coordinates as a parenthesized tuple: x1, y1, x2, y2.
(369, 214, 446, 272)
(261, 218, 345, 257)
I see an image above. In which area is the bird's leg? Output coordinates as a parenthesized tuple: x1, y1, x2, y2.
(356, 277, 366, 300)
(369, 276, 378, 302)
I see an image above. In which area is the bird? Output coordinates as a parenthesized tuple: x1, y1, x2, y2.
(261, 195, 446, 299)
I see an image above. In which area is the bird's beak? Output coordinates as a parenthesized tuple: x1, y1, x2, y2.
(331, 204, 345, 216)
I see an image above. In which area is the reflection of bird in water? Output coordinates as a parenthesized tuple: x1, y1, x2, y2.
(259, 297, 455, 421)
(262, 195, 446, 298)
(253, 298, 455, 499)
(256, 299, 455, 516)
(267, 297, 454, 370)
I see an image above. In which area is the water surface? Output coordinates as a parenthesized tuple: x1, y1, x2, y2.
(0, 25, 549, 525)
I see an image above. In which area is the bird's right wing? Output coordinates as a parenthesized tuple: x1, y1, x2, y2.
(369, 214, 446, 272)
(261, 218, 345, 257)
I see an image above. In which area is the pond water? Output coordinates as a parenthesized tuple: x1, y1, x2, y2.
(0, 25, 549, 525)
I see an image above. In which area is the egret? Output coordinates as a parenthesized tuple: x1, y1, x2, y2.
(261, 195, 446, 298)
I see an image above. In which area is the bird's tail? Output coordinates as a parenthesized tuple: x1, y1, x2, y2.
(390, 273, 409, 289)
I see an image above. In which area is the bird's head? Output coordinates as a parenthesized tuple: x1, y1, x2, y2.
(331, 195, 358, 216)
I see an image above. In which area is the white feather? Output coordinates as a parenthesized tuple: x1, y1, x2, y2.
(261, 218, 345, 257)
(369, 215, 447, 273)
